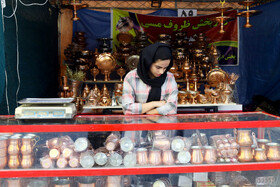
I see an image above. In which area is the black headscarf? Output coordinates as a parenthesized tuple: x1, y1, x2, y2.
(137, 42, 173, 102)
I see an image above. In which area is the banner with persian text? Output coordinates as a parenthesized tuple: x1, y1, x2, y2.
(112, 9, 238, 65)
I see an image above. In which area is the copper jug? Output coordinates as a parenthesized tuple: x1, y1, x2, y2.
(238, 146, 253, 162)
(8, 136, 20, 155)
(237, 130, 253, 146)
(21, 154, 33, 169)
(8, 154, 20, 169)
(149, 149, 162, 166)
(136, 148, 148, 166)
(162, 150, 175, 165)
(21, 136, 33, 155)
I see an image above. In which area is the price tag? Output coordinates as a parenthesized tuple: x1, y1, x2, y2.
(178, 9, 197, 17)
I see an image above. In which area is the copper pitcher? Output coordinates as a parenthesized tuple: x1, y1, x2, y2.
(21, 136, 33, 155)
(21, 154, 33, 169)
(8, 136, 20, 155)
(136, 148, 148, 166)
(149, 149, 162, 166)
(191, 146, 203, 164)
(8, 154, 20, 169)
(237, 130, 253, 146)
(162, 150, 175, 165)
(238, 146, 253, 162)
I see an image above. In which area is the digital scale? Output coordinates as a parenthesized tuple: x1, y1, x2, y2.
(15, 98, 77, 119)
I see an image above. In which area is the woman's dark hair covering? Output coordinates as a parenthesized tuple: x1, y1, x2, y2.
(137, 42, 173, 102)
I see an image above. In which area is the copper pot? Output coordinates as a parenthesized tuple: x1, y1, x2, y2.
(0, 156, 7, 169)
(153, 138, 170, 151)
(8, 154, 20, 169)
(57, 156, 68, 168)
(46, 137, 62, 149)
(61, 147, 74, 159)
(49, 148, 60, 160)
(191, 146, 203, 164)
(149, 149, 162, 166)
(0, 136, 8, 148)
(8, 136, 20, 155)
(21, 136, 33, 155)
(266, 142, 280, 161)
(69, 153, 80, 168)
(204, 146, 217, 164)
(40, 155, 54, 169)
(21, 154, 33, 169)
(0, 147, 7, 157)
(254, 148, 267, 162)
(162, 150, 175, 165)
(238, 146, 253, 162)
(136, 148, 148, 166)
(257, 139, 270, 152)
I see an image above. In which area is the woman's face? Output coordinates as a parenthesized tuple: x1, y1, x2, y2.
(149, 59, 171, 79)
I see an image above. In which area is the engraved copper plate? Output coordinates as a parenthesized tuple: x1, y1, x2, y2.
(117, 32, 133, 44)
(206, 68, 227, 87)
(126, 55, 139, 71)
(95, 53, 116, 72)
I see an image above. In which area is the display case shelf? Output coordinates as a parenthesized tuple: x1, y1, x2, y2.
(0, 112, 280, 180)
(0, 112, 279, 133)
(0, 162, 280, 178)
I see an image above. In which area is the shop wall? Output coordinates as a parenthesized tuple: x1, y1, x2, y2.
(0, 7, 5, 106)
(0, 0, 59, 114)
(238, 0, 280, 107)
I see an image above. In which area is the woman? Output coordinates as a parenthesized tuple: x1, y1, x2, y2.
(122, 42, 178, 115)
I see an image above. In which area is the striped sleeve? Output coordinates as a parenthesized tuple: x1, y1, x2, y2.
(121, 71, 142, 115)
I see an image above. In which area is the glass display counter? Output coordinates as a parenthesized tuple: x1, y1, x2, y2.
(0, 112, 279, 186)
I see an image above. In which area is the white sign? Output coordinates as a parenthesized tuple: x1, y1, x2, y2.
(178, 9, 197, 17)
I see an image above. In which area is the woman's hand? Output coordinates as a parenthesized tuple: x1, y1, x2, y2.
(153, 100, 167, 108)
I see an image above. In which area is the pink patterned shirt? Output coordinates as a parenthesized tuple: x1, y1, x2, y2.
(122, 69, 178, 115)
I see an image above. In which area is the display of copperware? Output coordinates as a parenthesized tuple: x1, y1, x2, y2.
(126, 55, 139, 71)
(117, 32, 133, 44)
(206, 67, 228, 88)
(95, 53, 116, 81)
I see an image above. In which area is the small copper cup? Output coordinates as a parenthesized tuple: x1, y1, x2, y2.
(46, 137, 62, 149)
(136, 148, 148, 166)
(203, 146, 217, 164)
(40, 155, 54, 169)
(257, 139, 270, 152)
(148, 149, 162, 166)
(266, 142, 280, 161)
(191, 146, 203, 164)
(0, 147, 7, 157)
(254, 148, 267, 162)
(21, 135, 33, 155)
